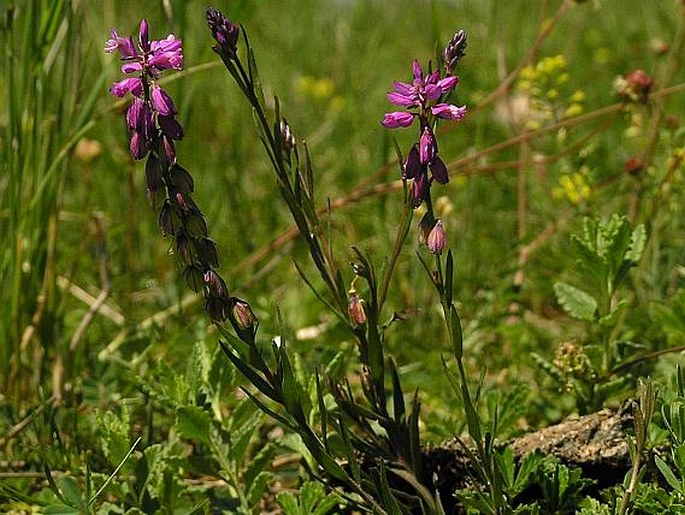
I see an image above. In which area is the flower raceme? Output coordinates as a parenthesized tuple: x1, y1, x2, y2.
(382, 33, 467, 254)
(105, 19, 184, 161)
(381, 59, 466, 208)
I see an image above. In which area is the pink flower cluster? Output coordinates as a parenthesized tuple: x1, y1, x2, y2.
(105, 20, 184, 161)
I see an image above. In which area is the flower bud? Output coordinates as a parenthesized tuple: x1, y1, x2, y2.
(443, 29, 467, 74)
(427, 219, 446, 255)
(170, 163, 195, 193)
(183, 264, 204, 293)
(205, 294, 229, 322)
(412, 171, 430, 208)
(228, 296, 258, 340)
(419, 126, 437, 165)
(206, 8, 239, 59)
(348, 290, 366, 326)
(230, 298, 256, 330)
(159, 199, 182, 236)
(280, 118, 296, 151)
(176, 234, 194, 266)
(403, 144, 422, 179)
(203, 269, 227, 297)
(429, 155, 449, 185)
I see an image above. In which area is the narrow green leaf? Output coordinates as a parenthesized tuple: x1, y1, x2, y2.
(315, 370, 328, 448)
(553, 282, 598, 321)
(377, 463, 404, 515)
(279, 347, 308, 425)
(389, 467, 439, 513)
(219, 341, 278, 401)
(389, 358, 406, 424)
(462, 382, 483, 445)
(336, 416, 361, 482)
(240, 387, 295, 430)
(450, 305, 464, 360)
(655, 455, 682, 493)
(445, 250, 455, 306)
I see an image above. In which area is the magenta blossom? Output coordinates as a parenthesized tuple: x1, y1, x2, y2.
(381, 59, 466, 206)
(106, 19, 184, 161)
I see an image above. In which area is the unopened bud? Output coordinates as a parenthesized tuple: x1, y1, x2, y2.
(348, 290, 366, 326)
(206, 8, 239, 59)
(443, 29, 467, 74)
(616, 69, 653, 103)
(427, 219, 446, 255)
(280, 118, 296, 151)
(228, 296, 258, 340)
(624, 157, 645, 175)
(230, 298, 257, 331)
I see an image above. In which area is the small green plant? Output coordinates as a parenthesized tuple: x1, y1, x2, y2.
(537, 214, 646, 413)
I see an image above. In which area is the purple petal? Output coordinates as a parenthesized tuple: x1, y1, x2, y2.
(412, 60, 423, 81)
(105, 31, 136, 58)
(158, 115, 184, 140)
(151, 35, 182, 53)
(381, 111, 415, 128)
(424, 84, 442, 101)
(403, 144, 422, 179)
(387, 91, 416, 107)
(129, 131, 151, 160)
(426, 70, 441, 85)
(151, 85, 177, 116)
(432, 103, 467, 121)
(110, 77, 143, 98)
(126, 98, 143, 130)
(149, 50, 184, 71)
(437, 75, 459, 93)
(419, 127, 436, 164)
(121, 62, 143, 74)
(430, 156, 449, 184)
(160, 134, 176, 166)
(392, 81, 414, 95)
(412, 172, 430, 208)
(139, 19, 150, 52)
(427, 220, 446, 255)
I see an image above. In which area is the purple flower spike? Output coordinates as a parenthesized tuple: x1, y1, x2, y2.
(105, 19, 184, 160)
(381, 111, 415, 128)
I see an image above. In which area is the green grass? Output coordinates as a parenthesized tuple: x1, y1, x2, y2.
(2, 0, 685, 512)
